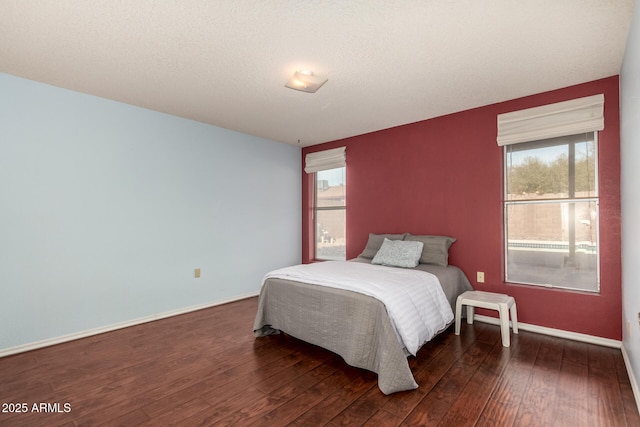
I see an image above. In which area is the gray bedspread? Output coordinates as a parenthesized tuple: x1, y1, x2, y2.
(253, 258, 472, 394)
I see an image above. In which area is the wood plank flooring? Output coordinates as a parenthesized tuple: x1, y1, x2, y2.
(0, 297, 638, 426)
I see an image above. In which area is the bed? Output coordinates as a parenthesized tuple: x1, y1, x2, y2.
(253, 233, 473, 394)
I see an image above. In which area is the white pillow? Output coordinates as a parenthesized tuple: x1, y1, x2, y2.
(371, 238, 424, 268)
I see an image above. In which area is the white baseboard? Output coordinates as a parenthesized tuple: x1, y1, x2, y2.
(621, 345, 640, 414)
(0, 292, 259, 358)
(473, 314, 622, 348)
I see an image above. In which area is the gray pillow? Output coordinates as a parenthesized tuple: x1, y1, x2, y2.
(358, 233, 407, 259)
(371, 238, 424, 268)
(405, 234, 456, 266)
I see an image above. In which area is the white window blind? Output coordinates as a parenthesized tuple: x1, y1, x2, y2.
(304, 147, 346, 173)
(497, 94, 604, 146)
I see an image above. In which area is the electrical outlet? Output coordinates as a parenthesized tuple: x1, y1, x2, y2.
(194, 268, 201, 278)
(477, 272, 485, 283)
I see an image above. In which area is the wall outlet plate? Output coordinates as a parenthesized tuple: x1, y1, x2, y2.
(477, 272, 485, 283)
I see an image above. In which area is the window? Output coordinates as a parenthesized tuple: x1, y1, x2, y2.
(315, 167, 346, 260)
(498, 94, 604, 292)
(304, 147, 347, 260)
(504, 133, 599, 291)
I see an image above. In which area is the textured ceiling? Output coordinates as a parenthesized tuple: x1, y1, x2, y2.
(0, 1, 634, 147)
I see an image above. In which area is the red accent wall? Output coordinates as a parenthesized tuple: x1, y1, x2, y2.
(302, 76, 621, 340)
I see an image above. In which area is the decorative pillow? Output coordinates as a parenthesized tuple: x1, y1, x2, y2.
(358, 233, 407, 259)
(405, 234, 456, 266)
(371, 238, 424, 268)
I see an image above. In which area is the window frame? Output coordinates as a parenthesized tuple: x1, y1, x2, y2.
(502, 132, 600, 292)
(313, 166, 346, 261)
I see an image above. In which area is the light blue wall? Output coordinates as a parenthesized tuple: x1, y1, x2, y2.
(621, 2, 640, 399)
(0, 73, 301, 351)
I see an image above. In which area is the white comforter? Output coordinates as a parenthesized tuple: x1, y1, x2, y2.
(263, 261, 454, 356)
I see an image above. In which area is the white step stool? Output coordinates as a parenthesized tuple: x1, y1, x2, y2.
(455, 290, 518, 347)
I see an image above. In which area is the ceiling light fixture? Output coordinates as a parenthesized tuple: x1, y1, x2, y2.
(285, 70, 328, 93)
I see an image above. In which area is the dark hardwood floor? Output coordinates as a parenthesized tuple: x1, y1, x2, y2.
(1, 297, 638, 426)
